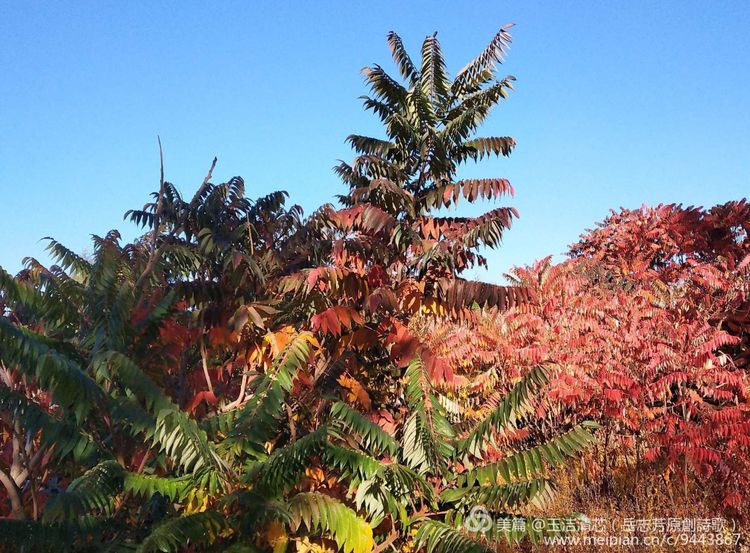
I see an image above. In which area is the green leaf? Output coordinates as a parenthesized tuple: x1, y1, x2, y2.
(136, 511, 227, 553)
(288, 492, 374, 553)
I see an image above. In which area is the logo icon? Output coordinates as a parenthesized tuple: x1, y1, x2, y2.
(464, 505, 493, 534)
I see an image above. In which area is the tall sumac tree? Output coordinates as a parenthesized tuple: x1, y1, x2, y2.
(0, 26, 597, 553)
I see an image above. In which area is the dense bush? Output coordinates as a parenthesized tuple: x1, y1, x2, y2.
(429, 202, 750, 519)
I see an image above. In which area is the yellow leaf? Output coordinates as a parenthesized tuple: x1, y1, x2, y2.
(267, 521, 288, 551)
(305, 466, 326, 484)
(296, 537, 334, 552)
(183, 488, 208, 514)
(337, 374, 372, 411)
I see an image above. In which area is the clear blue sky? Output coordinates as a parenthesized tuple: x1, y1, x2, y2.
(1, 1, 748, 282)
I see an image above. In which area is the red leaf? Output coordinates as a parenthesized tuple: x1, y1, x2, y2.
(186, 391, 217, 413)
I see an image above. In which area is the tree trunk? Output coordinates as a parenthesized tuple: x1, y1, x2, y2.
(0, 466, 25, 519)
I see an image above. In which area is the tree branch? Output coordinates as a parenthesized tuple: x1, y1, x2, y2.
(0, 464, 25, 519)
(190, 156, 218, 208)
(135, 136, 167, 289)
(200, 335, 214, 393)
(372, 530, 398, 553)
(135, 152, 218, 290)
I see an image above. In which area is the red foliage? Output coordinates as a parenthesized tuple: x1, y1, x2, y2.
(428, 201, 750, 514)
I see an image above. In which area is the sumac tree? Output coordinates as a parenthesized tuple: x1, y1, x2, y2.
(0, 27, 598, 553)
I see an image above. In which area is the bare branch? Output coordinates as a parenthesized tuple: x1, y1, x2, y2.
(135, 151, 218, 290)
(190, 156, 218, 208)
(134, 136, 167, 289)
(199, 335, 214, 393)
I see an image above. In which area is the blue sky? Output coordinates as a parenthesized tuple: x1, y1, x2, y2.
(1, 1, 748, 281)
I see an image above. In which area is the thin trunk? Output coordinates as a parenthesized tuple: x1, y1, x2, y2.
(222, 370, 248, 412)
(135, 137, 167, 289)
(177, 351, 188, 408)
(602, 425, 611, 496)
(137, 154, 217, 290)
(30, 480, 39, 520)
(200, 335, 214, 393)
(189, 157, 218, 208)
(682, 403, 689, 499)
(286, 404, 297, 442)
(634, 432, 641, 510)
(0, 466, 25, 519)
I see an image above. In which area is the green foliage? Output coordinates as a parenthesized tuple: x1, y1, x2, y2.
(415, 520, 492, 553)
(457, 365, 548, 456)
(354, 461, 436, 526)
(229, 332, 314, 458)
(0, 385, 99, 462)
(0, 318, 105, 422)
(101, 351, 227, 477)
(0, 519, 91, 552)
(459, 423, 598, 488)
(136, 511, 227, 553)
(251, 426, 329, 495)
(402, 356, 454, 475)
(330, 401, 398, 455)
(123, 472, 193, 503)
(44, 461, 124, 521)
(288, 493, 374, 553)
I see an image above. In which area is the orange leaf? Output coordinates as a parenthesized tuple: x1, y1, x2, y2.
(186, 390, 217, 413)
(311, 306, 363, 337)
(338, 374, 372, 411)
